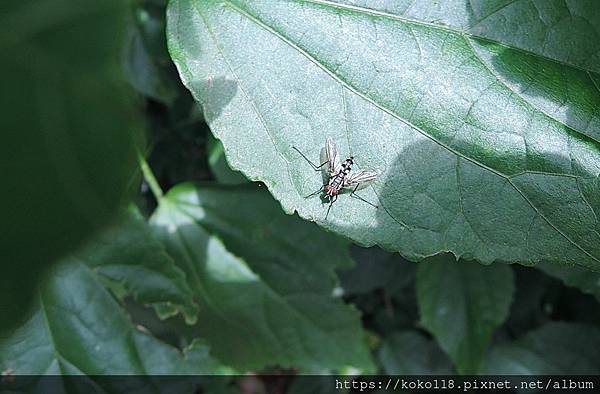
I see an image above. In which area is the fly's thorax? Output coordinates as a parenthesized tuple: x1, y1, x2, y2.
(326, 156, 354, 196)
(328, 172, 345, 191)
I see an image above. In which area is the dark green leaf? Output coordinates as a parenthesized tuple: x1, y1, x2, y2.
(0, 262, 215, 383)
(340, 246, 415, 296)
(1, 0, 141, 332)
(123, 6, 177, 105)
(81, 212, 199, 323)
(537, 263, 600, 302)
(504, 267, 554, 336)
(484, 322, 600, 374)
(151, 183, 374, 371)
(378, 331, 453, 375)
(166, 0, 600, 270)
(416, 255, 514, 374)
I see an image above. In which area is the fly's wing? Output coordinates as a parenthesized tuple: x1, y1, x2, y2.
(344, 169, 379, 189)
(321, 138, 342, 176)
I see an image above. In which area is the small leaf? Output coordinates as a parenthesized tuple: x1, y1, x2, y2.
(378, 331, 453, 375)
(484, 322, 600, 374)
(81, 212, 199, 323)
(123, 6, 177, 105)
(0, 262, 216, 383)
(167, 0, 600, 270)
(416, 255, 514, 374)
(151, 183, 373, 371)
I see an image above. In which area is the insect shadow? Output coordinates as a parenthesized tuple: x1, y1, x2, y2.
(293, 138, 379, 219)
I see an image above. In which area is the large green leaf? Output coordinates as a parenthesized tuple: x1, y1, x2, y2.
(167, 0, 600, 270)
(1, 0, 141, 332)
(416, 255, 514, 374)
(483, 322, 600, 374)
(0, 262, 215, 387)
(151, 183, 373, 371)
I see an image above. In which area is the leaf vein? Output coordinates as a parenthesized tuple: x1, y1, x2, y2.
(298, 0, 597, 73)
(222, 0, 600, 265)
(463, 36, 596, 143)
(467, 0, 520, 30)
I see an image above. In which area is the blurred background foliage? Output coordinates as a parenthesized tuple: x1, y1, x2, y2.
(0, 0, 141, 333)
(2, 0, 600, 392)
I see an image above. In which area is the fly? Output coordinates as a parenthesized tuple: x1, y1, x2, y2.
(293, 138, 379, 219)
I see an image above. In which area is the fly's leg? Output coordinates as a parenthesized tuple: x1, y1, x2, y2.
(325, 195, 337, 220)
(292, 146, 328, 171)
(350, 184, 378, 208)
(305, 185, 324, 199)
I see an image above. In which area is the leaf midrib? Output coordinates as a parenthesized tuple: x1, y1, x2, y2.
(202, 0, 600, 266)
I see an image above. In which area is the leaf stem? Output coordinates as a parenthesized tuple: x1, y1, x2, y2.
(137, 149, 164, 201)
